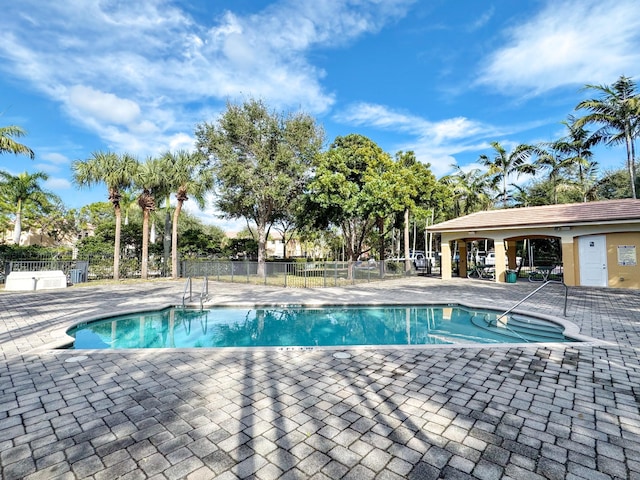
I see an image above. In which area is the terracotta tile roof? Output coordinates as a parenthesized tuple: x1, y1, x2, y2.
(431, 199, 640, 232)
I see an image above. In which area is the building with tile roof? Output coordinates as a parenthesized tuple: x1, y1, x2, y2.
(430, 199, 640, 289)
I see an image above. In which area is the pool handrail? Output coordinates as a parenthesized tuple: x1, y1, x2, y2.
(182, 276, 192, 307)
(200, 276, 209, 310)
(182, 276, 209, 309)
(476, 314, 530, 343)
(497, 280, 569, 322)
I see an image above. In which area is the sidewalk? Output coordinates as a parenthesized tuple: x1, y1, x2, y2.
(1, 278, 639, 479)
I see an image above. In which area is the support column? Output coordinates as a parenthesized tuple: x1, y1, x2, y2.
(494, 237, 506, 282)
(561, 237, 576, 286)
(441, 241, 452, 280)
(506, 240, 518, 269)
(459, 241, 468, 278)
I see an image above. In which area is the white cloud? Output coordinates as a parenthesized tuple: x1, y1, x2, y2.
(336, 102, 500, 176)
(41, 152, 70, 164)
(44, 177, 72, 190)
(334, 102, 551, 178)
(468, 6, 494, 31)
(338, 102, 495, 141)
(34, 163, 60, 174)
(0, 0, 414, 159)
(67, 85, 141, 126)
(476, 0, 640, 95)
(167, 133, 196, 152)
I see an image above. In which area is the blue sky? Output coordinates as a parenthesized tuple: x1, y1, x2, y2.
(1, 0, 639, 231)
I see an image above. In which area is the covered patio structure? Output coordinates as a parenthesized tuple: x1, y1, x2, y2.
(430, 199, 640, 289)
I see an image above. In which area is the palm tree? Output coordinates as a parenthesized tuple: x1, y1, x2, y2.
(479, 141, 537, 207)
(580, 161, 601, 202)
(535, 145, 573, 204)
(118, 190, 138, 226)
(441, 166, 492, 217)
(156, 191, 173, 276)
(0, 125, 35, 159)
(134, 157, 166, 279)
(72, 152, 139, 280)
(575, 75, 640, 199)
(0, 171, 56, 243)
(509, 184, 532, 208)
(552, 116, 600, 202)
(162, 150, 212, 278)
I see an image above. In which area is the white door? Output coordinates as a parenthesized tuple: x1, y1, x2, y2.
(579, 235, 608, 287)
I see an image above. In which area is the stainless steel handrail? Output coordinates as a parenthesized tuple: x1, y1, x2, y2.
(199, 276, 208, 311)
(481, 313, 529, 343)
(498, 280, 569, 321)
(183, 276, 209, 309)
(182, 277, 192, 307)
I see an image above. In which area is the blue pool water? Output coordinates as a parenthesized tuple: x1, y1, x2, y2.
(66, 305, 575, 349)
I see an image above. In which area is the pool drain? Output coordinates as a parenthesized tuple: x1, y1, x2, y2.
(65, 355, 88, 363)
(333, 352, 351, 359)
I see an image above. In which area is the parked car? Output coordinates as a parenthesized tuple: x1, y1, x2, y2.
(484, 252, 522, 266)
(390, 251, 439, 269)
(414, 252, 440, 271)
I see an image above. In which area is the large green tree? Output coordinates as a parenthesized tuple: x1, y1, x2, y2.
(390, 151, 442, 272)
(304, 134, 394, 272)
(575, 75, 640, 199)
(0, 125, 35, 159)
(178, 224, 226, 259)
(72, 151, 139, 280)
(597, 167, 640, 200)
(0, 170, 57, 244)
(162, 150, 213, 278)
(195, 99, 324, 276)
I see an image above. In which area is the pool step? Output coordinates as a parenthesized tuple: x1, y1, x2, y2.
(471, 313, 569, 342)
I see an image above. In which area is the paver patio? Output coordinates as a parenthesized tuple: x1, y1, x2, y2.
(1, 277, 640, 479)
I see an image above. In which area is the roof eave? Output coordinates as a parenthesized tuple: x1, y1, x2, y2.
(431, 218, 640, 233)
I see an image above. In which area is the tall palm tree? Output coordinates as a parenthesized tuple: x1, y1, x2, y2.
(575, 75, 640, 199)
(0, 171, 56, 243)
(72, 152, 139, 280)
(156, 191, 173, 276)
(0, 125, 35, 159)
(134, 157, 166, 279)
(479, 141, 536, 208)
(162, 150, 212, 278)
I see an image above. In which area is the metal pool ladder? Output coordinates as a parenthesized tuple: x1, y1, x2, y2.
(182, 276, 209, 310)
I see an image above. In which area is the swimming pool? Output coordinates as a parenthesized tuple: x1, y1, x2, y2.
(66, 304, 576, 349)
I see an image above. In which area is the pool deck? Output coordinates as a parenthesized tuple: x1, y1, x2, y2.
(1, 277, 640, 479)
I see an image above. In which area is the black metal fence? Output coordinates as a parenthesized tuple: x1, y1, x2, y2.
(180, 260, 433, 288)
(0, 254, 437, 287)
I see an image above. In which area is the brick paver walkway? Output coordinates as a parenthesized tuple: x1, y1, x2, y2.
(1, 278, 639, 479)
